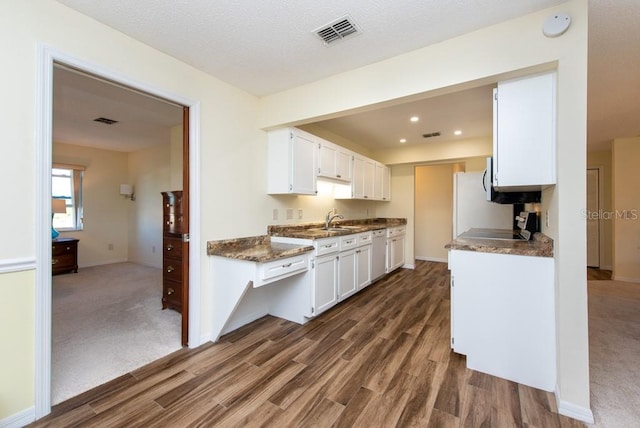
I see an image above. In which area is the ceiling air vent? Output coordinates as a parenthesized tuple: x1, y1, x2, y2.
(422, 132, 441, 138)
(314, 15, 360, 45)
(93, 117, 118, 125)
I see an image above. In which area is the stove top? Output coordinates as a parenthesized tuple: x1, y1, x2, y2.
(459, 228, 529, 241)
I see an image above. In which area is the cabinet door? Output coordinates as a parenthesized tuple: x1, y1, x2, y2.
(363, 159, 375, 199)
(373, 163, 384, 200)
(335, 149, 353, 182)
(291, 133, 318, 194)
(352, 155, 365, 199)
(382, 166, 391, 201)
(494, 72, 556, 189)
(387, 235, 405, 272)
(338, 249, 357, 300)
(317, 142, 337, 178)
(356, 245, 372, 289)
(313, 255, 339, 315)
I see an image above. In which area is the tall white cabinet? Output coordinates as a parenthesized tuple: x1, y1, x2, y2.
(493, 71, 556, 191)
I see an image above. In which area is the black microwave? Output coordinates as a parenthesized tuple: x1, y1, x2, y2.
(484, 157, 541, 204)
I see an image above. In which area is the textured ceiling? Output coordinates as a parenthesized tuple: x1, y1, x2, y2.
(53, 0, 640, 152)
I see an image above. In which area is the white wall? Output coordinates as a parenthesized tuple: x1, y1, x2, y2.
(53, 142, 129, 267)
(259, 0, 591, 421)
(612, 137, 640, 282)
(415, 163, 458, 262)
(127, 144, 171, 268)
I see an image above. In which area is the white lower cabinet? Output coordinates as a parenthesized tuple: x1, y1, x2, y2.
(338, 249, 357, 300)
(312, 253, 338, 316)
(356, 244, 372, 289)
(449, 249, 555, 391)
(386, 226, 406, 273)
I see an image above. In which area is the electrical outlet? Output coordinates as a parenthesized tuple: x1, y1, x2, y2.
(272, 209, 278, 221)
(286, 208, 293, 220)
(152, 246, 156, 253)
(298, 209, 303, 219)
(108, 243, 114, 251)
(545, 210, 550, 228)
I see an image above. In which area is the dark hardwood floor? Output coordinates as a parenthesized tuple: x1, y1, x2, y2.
(29, 261, 584, 427)
(587, 267, 612, 281)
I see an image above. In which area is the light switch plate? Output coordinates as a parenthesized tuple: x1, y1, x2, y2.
(272, 209, 278, 221)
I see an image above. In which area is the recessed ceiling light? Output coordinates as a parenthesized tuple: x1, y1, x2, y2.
(454, 130, 462, 135)
(399, 138, 407, 143)
(410, 116, 419, 122)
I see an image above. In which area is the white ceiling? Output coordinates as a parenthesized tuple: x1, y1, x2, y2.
(53, 0, 640, 153)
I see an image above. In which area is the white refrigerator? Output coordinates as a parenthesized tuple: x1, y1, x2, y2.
(453, 172, 513, 238)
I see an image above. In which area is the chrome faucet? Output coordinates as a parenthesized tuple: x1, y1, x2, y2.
(325, 210, 344, 229)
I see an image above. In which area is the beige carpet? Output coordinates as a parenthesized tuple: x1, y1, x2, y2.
(52, 262, 182, 404)
(588, 279, 640, 427)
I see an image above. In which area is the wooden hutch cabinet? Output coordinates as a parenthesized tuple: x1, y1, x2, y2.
(161, 191, 184, 312)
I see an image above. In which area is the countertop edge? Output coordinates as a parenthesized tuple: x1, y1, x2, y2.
(445, 232, 554, 258)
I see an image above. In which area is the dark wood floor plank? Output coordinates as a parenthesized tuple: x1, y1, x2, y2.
(28, 261, 584, 428)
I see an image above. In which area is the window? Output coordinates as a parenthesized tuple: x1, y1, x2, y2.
(52, 164, 84, 230)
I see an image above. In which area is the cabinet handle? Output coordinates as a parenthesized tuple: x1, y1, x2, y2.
(167, 266, 175, 273)
(324, 244, 333, 249)
(52, 259, 58, 265)
(166, 244, 174, 251)
(167, 287, 175, 295)
(66, 246, 71, 251)
(282, 262, 292, 268)
(336, 174, 341, 178)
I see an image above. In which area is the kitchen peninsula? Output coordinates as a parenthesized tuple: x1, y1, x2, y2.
(207, 218, 406, 340)
(446, 229, 555, 391)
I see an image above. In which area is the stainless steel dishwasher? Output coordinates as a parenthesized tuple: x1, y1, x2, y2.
(371, 229, 386, 281)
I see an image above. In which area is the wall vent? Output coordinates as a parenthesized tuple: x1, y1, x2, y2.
(314, 15, 360, 45)
(422, 132, 441, 138)
(94, 117, 118, 125)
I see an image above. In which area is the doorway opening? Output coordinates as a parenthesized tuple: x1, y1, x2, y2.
(36, 46, 201, 418)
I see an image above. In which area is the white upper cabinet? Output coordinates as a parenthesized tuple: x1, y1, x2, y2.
(493, 71, 557, 191)
(382, 164, 391, 201)
(267, 128, 317, 195)
(374, 162, 390, 201)
(317, 140, 352, 182)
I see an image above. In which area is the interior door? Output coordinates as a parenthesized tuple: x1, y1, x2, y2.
(586, 168, 600, 268)
(181, 106, 190, 345)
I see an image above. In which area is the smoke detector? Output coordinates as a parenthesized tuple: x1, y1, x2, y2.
(314, 15, 360, 45)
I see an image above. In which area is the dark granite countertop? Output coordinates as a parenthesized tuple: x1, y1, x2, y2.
(207, 235, 313, 262)
(268, 217, 407, 240)
(445, 229, 553, 257)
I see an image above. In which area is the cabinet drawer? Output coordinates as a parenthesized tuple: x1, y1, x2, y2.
(163, 258, 182, 282)
(162, 279, 182, 311)
(386, 226, 406, 238)
(163, 237, 183, 258)
(314, 238, 340, 256)
(163, 194, 183, 215)
(357, 232, 372, 246)
(340, 235, 358, 251)
(164, 214, 184, 235)
(52, 242, 76, 256)
(257, 255, 308, 286)
(52, 253, 75, 269)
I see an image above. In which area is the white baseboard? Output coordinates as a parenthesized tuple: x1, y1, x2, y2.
(0, 406, 35, 428)
(555, 390, 595, 424)
(611, 274, 640, 283)
(401, 263, 416, 270)
(0, 257, 36, 274)
(79, 258, 129, 268)
(415, 256, 448, 263)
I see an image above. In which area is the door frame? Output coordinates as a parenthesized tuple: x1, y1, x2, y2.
(586, 167, 603, 268)
(35, 44, 202, 418)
